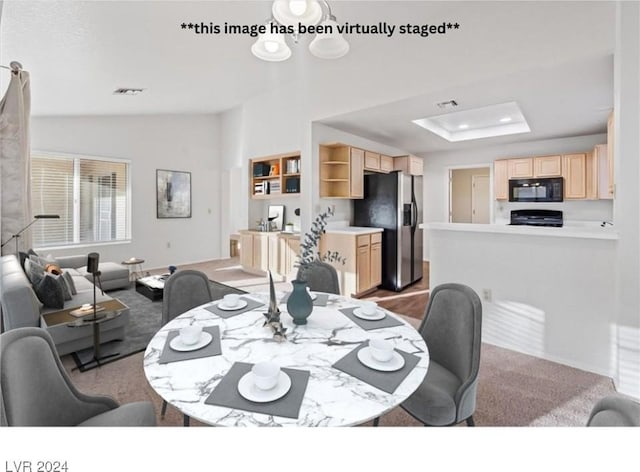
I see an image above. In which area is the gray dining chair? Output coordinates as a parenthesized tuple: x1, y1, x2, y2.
(587, 394, 640, 426)
(161, 269, 213, 425)
(0, 327, 156, 426)
(299, 261, 340, 294)
(394, 283, 482, 427)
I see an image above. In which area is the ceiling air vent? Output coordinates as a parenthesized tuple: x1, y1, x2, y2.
(113, 88, 144, 96)
(436, 99, 458, 110)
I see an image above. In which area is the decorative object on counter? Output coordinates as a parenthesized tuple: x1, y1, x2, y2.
(268, 204, 285, 231)
(284, 222, 295, 233)
(286, 279, 314, 326)
(263, 271, 287, 340)
(156, 169, 191, 218)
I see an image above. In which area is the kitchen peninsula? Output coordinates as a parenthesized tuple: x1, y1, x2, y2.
(425, 222, 618, 380)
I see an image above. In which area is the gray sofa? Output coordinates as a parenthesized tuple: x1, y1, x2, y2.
(1, 254, 129, 356)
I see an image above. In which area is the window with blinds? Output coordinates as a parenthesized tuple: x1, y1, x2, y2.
(31, 155, 130, 248)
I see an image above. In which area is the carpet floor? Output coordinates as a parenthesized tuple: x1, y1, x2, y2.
(62, 257, 617, 426)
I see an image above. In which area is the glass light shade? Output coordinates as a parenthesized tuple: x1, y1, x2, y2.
(272, 0, 322, 26)
(251, 31, 292, 61)
(308, 19, 349, 59)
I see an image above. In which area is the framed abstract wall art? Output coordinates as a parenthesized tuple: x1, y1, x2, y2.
(156, 169, 191, 218)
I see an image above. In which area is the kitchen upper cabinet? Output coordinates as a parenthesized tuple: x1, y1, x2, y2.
(508, 158, 534, 178)
(595, 144, 612, 200)
(319, 230, 382, 297)
(319, 144, 364, 199)
(394, 155, 423, 176)
(380, 155, 394, 173)
(562, 153, 587, 199)
(494, 160, 509, 200)
(607, 111, 615, 198)
(534, 155, 562, 177)
(364, 151, 381, 171)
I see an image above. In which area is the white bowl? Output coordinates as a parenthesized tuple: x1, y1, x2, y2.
(179, 325, 202, 346)
(369, 339, 394, 362)
(223, 293, 240, 308)
(361, 301, 378, 316)
(251, 361, 280, 391)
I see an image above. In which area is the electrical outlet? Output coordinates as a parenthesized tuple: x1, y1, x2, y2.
(167, 241, 171, 249)
(482, 289, 492, 302)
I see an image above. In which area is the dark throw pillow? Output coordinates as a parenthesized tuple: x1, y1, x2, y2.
(33, 273, 65, 309)
(61, 271, 77, 295)
(18, 251, 29, 272)
(25, 258, 45, 285)
(58, 273, 73, 301)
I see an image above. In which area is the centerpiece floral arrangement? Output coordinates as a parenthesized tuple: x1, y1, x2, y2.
(295, 206, 345, 281)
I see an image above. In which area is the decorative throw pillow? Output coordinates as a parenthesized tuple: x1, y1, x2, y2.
(27, 248, 39, 257)
(61, 271, 77, 295)
(25, 258, 45, 286)
(33, 273, 65, 309)
(58, 273, 73, 301)
(18, 251, 30, 273)
(45, 263, 62, 275)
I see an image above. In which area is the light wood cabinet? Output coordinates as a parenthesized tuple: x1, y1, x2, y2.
(508, 158, 534, 178)
(278, 235, 300, 281)
(239, 230, 280, 274)
(595, 144, 611, 200)
(364, 151, 381, 171)
(393, 155, 423, 176)
(380, 155, 394, 173)
(534, 155, 562, 177)
(494, 159, 509, 200)
(319, 144, 364, 199)
(607, 111, 615, 198)
(250, 151, 300, 199)
(562, 153, 587, 199)
(319, 230, 383, 297)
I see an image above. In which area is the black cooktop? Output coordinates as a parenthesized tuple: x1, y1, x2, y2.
(509, 209, 563, 227)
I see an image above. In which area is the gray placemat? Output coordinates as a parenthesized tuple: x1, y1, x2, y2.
(204, 296, 264, 319)
(332, 342, 421, 394)
(280, 292, 330, 307)
(158, 326, 222, 364)
(339, 307, 404, 330)
(205, 362, 310, 419)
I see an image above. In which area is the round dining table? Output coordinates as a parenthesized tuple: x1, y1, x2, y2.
(143, 292, 429, 426)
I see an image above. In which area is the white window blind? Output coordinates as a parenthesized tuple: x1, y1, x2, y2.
(31, 155, 130, 248)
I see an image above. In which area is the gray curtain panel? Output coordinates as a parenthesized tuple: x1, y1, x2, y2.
(0, 67, 32, 255)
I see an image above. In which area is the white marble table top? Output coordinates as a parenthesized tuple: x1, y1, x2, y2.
(143, 292, 429, 427)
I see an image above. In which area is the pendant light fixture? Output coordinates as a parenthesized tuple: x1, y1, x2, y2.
(272, 0, 323, 27)
(251, 21, 292, 62)
(251, 0, 348, 62)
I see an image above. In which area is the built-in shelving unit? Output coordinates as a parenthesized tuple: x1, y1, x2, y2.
(250, 151, 301, 199)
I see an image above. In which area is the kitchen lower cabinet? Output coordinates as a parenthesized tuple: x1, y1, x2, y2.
(320, 230, 383, 297)
(239, 231, 280, 275)
(279, 235, 301, 281)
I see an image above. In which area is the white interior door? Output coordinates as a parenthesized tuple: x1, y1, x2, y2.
(472, 174, 490, 223)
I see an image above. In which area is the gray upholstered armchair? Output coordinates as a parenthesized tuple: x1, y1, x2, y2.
(0, 327, 156, 426)
(400, 283, 483, 426)
(587, 394, 640, 426)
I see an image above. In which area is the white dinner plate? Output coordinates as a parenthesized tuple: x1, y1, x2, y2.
(237, 371, 292, 403)
(357, 347, 405, 372)
(353, 307, 386, 321)
(169, 332, 213, 352)
(217, 298, 248, 311)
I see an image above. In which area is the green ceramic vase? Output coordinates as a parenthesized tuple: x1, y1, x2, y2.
(287, 279, 313, 325)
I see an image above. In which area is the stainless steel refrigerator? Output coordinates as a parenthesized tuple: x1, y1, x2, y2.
(353, 171, 423, 291)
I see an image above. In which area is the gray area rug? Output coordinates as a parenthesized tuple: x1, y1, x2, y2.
(71, 281, 246, 371)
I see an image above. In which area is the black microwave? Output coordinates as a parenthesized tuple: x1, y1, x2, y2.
(508, 177, 564, 202)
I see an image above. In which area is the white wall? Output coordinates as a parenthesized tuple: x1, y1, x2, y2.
(429, 228, 617, 378)
(611, 1, 640, 398)
(31, 114, 222, 270)
(422, 133, 613, 258)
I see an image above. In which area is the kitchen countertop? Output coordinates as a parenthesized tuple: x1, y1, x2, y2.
(324, 226, 384, 235)
(425, 222, 618, 240)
